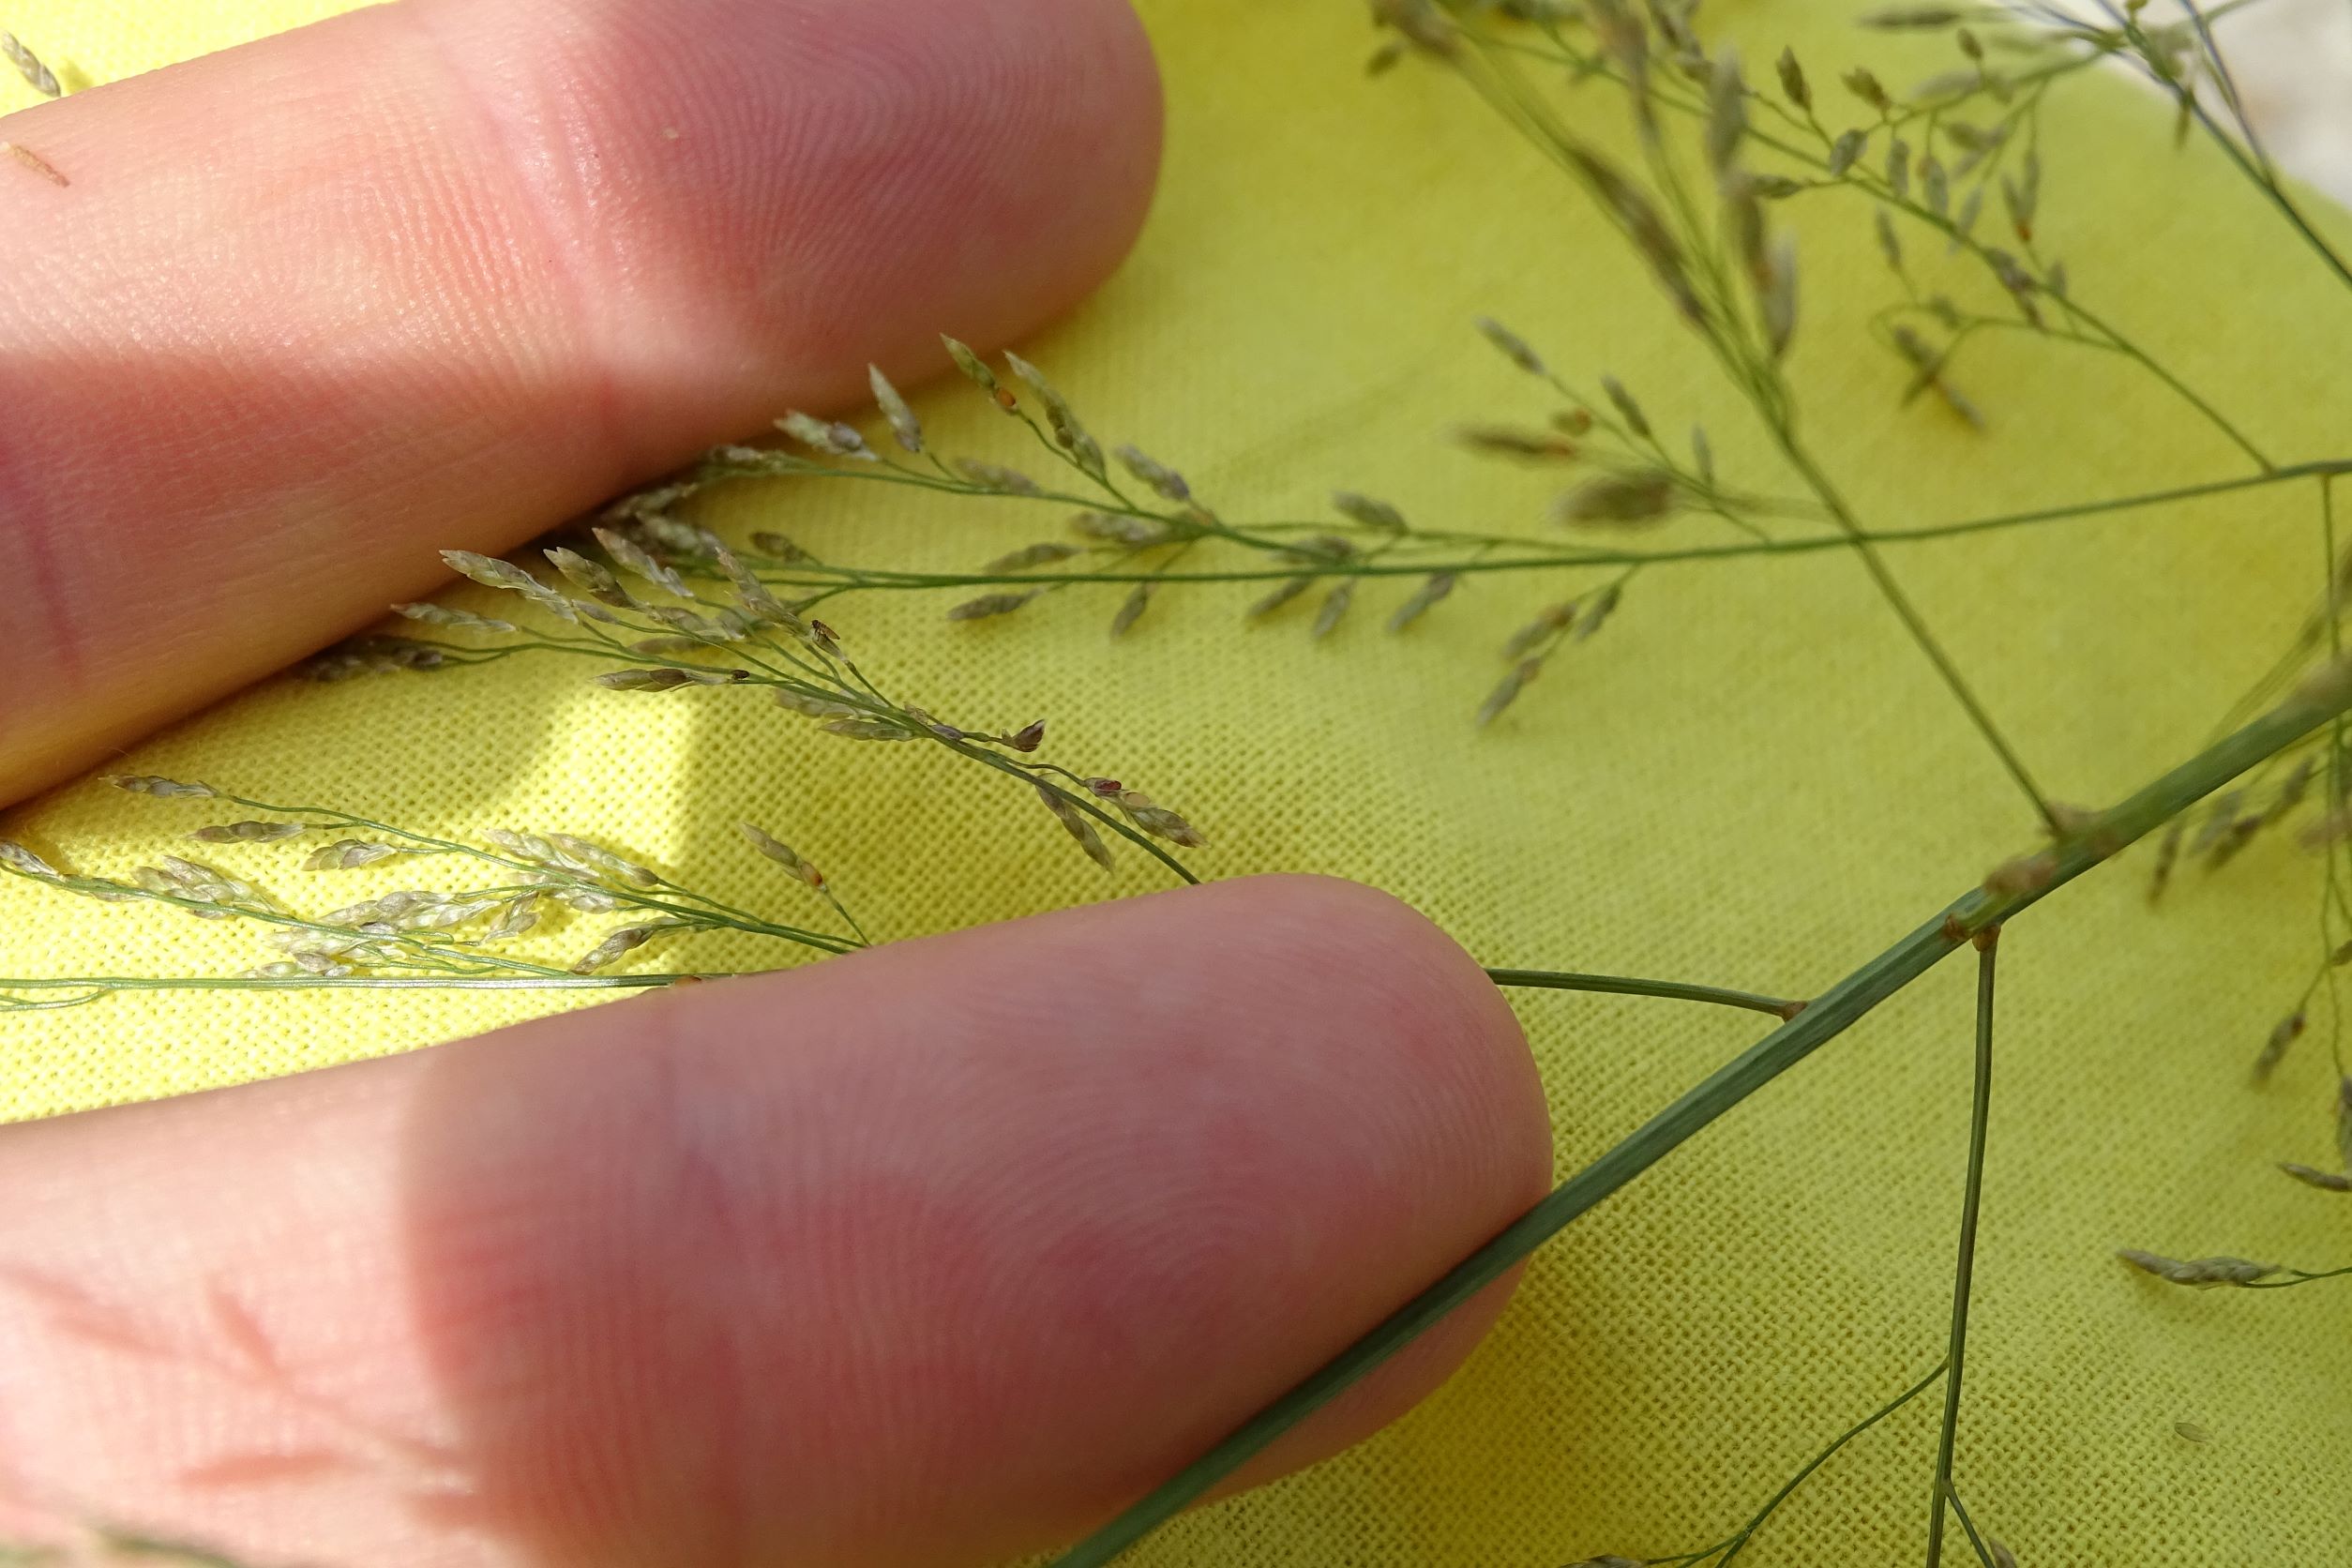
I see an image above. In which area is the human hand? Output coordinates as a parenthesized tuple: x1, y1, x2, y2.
(0, 4, 1552, 1563)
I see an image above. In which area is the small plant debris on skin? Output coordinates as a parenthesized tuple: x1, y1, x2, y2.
(2, 141, 67, 186)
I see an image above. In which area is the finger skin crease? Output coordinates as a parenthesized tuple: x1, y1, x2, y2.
(399, 2, 641, 494)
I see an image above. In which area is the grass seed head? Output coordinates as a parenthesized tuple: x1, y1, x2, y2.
(393, 602, 515, 634)
(1759, 234, 1799, 358)
(947, 589, 1045, 622)
(112, 776, 220, 798)
(2254, 1011, 2306, 1081)
(1475, 316, 1545, 374)
(1, 32, 60, 98)
(2280, 1162, 2352, 1193)
(1035, 782, 1115, 872)
(2116, 1249, 2279, 1289)
(985, 541, 1083, 574)
(1478, 659, 1542, 727)
(1332, 491, 1407, 530)
(1554, 472, 1675, 525)
(1505, 603, 1576, 660)
(867, 364, 925, 453)
(750, 531, 810, 564)
(1843, 67, 1892, 113)
(1388, 572, 1457, 633)
(590, 528, 690, 598)
(188, 822, 307, 844)
(1705, 48, 1747, 176)
(739, 822, 825, 888)
(1248, 577, 1315, 621)
(304, 840, 402, 871)
(1776, 47, 1810, 110)
(1457, 425, 1580, 460)
(592, 668, 741, 691)
(822, 717, 914, 741)
(1576, 581, 1624, 641)
(570, 924, 662, 974)
(956, 459, 1044, 496)
(544, 547, 629, 607)
(1311, 581, 1355, 640)
(0, 840, 60, 878)
(1111, 582, 1154, 639)
(776, 410, 876, 461)
(442, 550, 579, 622)
(1601, 376, 1651, 439)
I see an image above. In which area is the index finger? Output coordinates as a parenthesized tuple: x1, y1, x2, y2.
(0, 0, 1161, 804)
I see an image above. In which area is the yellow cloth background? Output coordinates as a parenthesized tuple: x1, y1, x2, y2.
(4, 1, 2349, 1561)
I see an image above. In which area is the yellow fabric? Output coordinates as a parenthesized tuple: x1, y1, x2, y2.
(5, 1, 2350, 1561)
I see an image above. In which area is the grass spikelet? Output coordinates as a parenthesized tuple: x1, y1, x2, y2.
(749, 531, 810, 564)
(1759, 234, 1800, 358)
(2280, 1163, 2352, 1193)
(1, 31, 59, 98)
(592, 668, 741, 691)
(1704, 49, 1746, 177)
(2116, 1249, 2280, 1289)
(1457, 424, 1580, 460)
(442, 551, 579, 622)
(1072, 510, 1171, 546)
(955, 459, 1043, 495)
(1110, 583, 1153, 639)
(544, 547, 629, 606)
(1843, 67, 1892, 113)
(1036, 782, 1114, 872)
(1555, 472, 1675, 525)
(1776, 46, 1810, 111)
(867, 364, 924, 453)
(1115, 445, 1191, 502)
(1475, 316, 1545, 374)
(1478, 659, 1541, 727)
(1248, 577, 1315, 620)
(392, 602, 514, 634)
(1311, 581, 1354, 640)
(188, 822, 307, 844)
(2254, 1011, 2305, 1080)
(111, 776, 220, 799)
(984, 541, 1082, 573)
(1111, 791, 1207, 848)
(1332, 491, 1407, 530)
(739, 822, 825, 888)
(303, 840, 404, 871)
(776, 410, 876, 461)
(1388, 572, 1456, 632)
(1600, 375, 1651, 439)
(569, 923, 666, 975)
(592, 528, 690, 597)
(822, 717, 916, 742)
(1005, 352, 1106, 476)
(0, 840, 60, 878)
(947, 590, 1045, 622)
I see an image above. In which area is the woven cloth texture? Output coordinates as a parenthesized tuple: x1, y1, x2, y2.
(3, 1, 2349, 1561)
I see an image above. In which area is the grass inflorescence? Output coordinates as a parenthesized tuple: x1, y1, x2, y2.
(5, 1, 2352, 1563)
